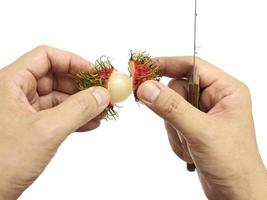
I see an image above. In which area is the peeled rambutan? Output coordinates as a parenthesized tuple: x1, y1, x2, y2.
(128, 51, 161, 101)
(76, 57, 132, 119)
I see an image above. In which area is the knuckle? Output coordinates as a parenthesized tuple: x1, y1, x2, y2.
(52, 93, 61, 107)
(195, 56, 202, 62)
(164, 94, 179, 115)
(159, 93, 186, 120)
(76, 97, 91, 111)
(32, 45, 51, 59)
(236, 80, 251, 97)
(239, 81, 250, 92)
(187, 55, 202, 62)
(75, 94, 97, 115)
(34, 45, 50, 51)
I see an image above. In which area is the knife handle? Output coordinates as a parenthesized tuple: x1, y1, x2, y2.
(187, 74, 200, 172)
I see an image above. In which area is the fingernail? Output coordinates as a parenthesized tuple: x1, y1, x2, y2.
(138, 81, 160, 103)
(89, 87, 109, 106)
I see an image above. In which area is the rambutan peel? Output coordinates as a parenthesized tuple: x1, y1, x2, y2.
(76, 57, 132, 120)
(128, 51, 161, 101)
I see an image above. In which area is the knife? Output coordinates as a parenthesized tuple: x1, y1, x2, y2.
(186, 0, 200, 172)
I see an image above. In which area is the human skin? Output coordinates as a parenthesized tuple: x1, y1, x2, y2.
(0, 45, 110, 199)
(1, 46, 266, 200)
(137, 57, 267, 200)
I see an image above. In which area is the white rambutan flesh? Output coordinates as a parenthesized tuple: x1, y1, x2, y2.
(107, 71, 132, 104)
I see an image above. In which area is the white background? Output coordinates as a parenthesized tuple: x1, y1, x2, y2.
(0, 0, 267, 199)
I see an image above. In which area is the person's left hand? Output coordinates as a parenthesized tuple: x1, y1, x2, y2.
(0, 45, 110, 200)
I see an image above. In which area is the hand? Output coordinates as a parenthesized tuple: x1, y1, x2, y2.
(0, 45, 110, 199)
(137, 57, 267, 200)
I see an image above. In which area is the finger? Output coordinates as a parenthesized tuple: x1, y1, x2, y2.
(34, 86, 110, 141)
(8, 45, 94, 99)
(37, 91, 70, 110)
(37, 73, 78, 95)
(53, 74, 78, 94)
(177, 132, 194, 164)
(155, 56, 225, 88)
(76, 119, 101, 132)
(137, 80, 212, 141)
(36, 71, 53, 95)
(37, 91, 101, 132)
(165, 122, 194, 163)
(168, 79, 188, 99)
(168, 79, 207, 112)
(167, 80, 195, 163)
(11, 45, 94, 80)
(165, 121, 184, 159)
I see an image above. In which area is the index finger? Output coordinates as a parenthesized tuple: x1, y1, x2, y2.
(155, 56, 226, 88)
(10, 45, 94, 80)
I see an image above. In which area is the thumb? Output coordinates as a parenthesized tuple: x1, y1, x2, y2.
(137, 80, 209, 140)
(38, 86, 110, 139)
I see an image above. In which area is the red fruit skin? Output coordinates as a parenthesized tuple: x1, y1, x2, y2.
(130, 60, 154, 100)
(98, 68, 114, 80)
(76, 58, 119, 120)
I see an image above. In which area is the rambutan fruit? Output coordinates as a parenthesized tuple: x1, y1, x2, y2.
(128, 51, 161, 101)
(76, 56, 132, 119)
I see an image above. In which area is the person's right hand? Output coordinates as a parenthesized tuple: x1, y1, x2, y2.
(137, 57, 267, 200)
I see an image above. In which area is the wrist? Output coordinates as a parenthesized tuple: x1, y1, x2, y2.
(229, 167, 267, 200)
(0, 188, 18, 200)
(0, 179, 20, 200)
(206, 165, 267, 200)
